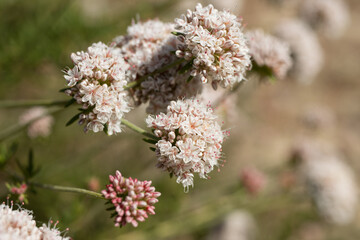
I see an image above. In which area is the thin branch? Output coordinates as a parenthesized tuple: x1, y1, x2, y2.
(0, 100, 69, 108)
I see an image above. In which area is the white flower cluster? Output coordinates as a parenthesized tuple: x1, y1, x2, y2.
(146, 98, 226, 191)
(39, 223, 69, 240)
(274, 20, 323, 84)
(295, 142, 358, 225)
(299, 0, 349, 39)
(19, 107, 54, 139)
(64, 42, 131, 135)
(115, 20, 202, 114)
(246, 29, 292, 80)
(207, 210, 257, 240)
(175, 3, 251, 89)
(0, 203, 70, 240)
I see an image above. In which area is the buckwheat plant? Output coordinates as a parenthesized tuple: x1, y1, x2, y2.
(0, 1, 347, 238)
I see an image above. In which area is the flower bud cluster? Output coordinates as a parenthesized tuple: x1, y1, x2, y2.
(101, 171, 161, 227)
(246, 29, 292, 80)
(115, 20, 202, 114)
(146, 98, 226, 191)
(64, 42, 131, 134)
(174, 3, 251, 89)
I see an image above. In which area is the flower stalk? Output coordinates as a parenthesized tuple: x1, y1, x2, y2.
(120, 118, 157, 140)
(0, 99, 69, 108)
(30, 181, 105, 199)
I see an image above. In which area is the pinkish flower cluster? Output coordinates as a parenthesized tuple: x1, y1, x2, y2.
(64, 42, 131, 135)
(146, 98, 226, 191)
(19, 107, 54, 139)
(246, 29, 292, 80)
(115, 19, 202, 114)
(174, 4, 251, 89)
(0, 202, 70, 240)
(240, 167, 266, 195)
(8, 183, 28, 202)
(101, 170, 161, 227)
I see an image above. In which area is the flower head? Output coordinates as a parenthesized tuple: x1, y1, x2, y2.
(294, 141, 358, 225)
(0, 202, 70, 239)
(246, 29, 292, 80)
(39, 221, 70, 240)
(101, 171, 161, 227)
(0, 202, 40, 239)
(299, 0, 349, 39)
(146, 98, 226, 191)
(115, 19, 202, 114)
(273, 20, 323, 84)
(64, 42, 131, 135)
(19, 107, 54, 139)
(174, 4, 251, 88)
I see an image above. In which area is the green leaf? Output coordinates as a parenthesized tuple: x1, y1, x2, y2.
(186, 75, 194, 83)
(65, 112, 82, 126)
(142, 138, 158, 144)
(64, 98, 76, 108)
(27, 149, 34, 176)
(15, 158, 28, 179)
(149, 147, 156, 152)
(171, 31, 184, 36)
(59, 87, 72, 93)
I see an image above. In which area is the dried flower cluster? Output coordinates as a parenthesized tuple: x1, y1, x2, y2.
(101, 171, 161, 227)
(146, 98, 226, 191)
(64, 42, 131, 134)
(115, 19, 202, 114)
(246, 29, 292, 79)
(295, 142, 358, 225)
(274, 20, 323, 83)
(19, 107, 54, 139)
(299, 0, 349, 39)
(0, 203, 70, 240)
(174, 3, 251, 89)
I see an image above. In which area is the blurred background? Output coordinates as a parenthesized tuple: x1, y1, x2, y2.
(0, 0, 360, 239)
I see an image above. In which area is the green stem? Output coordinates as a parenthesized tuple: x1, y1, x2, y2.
(120, 118, 157, 140)
(30, 181, 105, 199)
(0, 108, 63, 142)
(0, 99, 69, 108)
(124, 58, 185, 90)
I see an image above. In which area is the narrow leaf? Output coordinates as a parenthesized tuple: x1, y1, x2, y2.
(65, 113, 82, 126)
